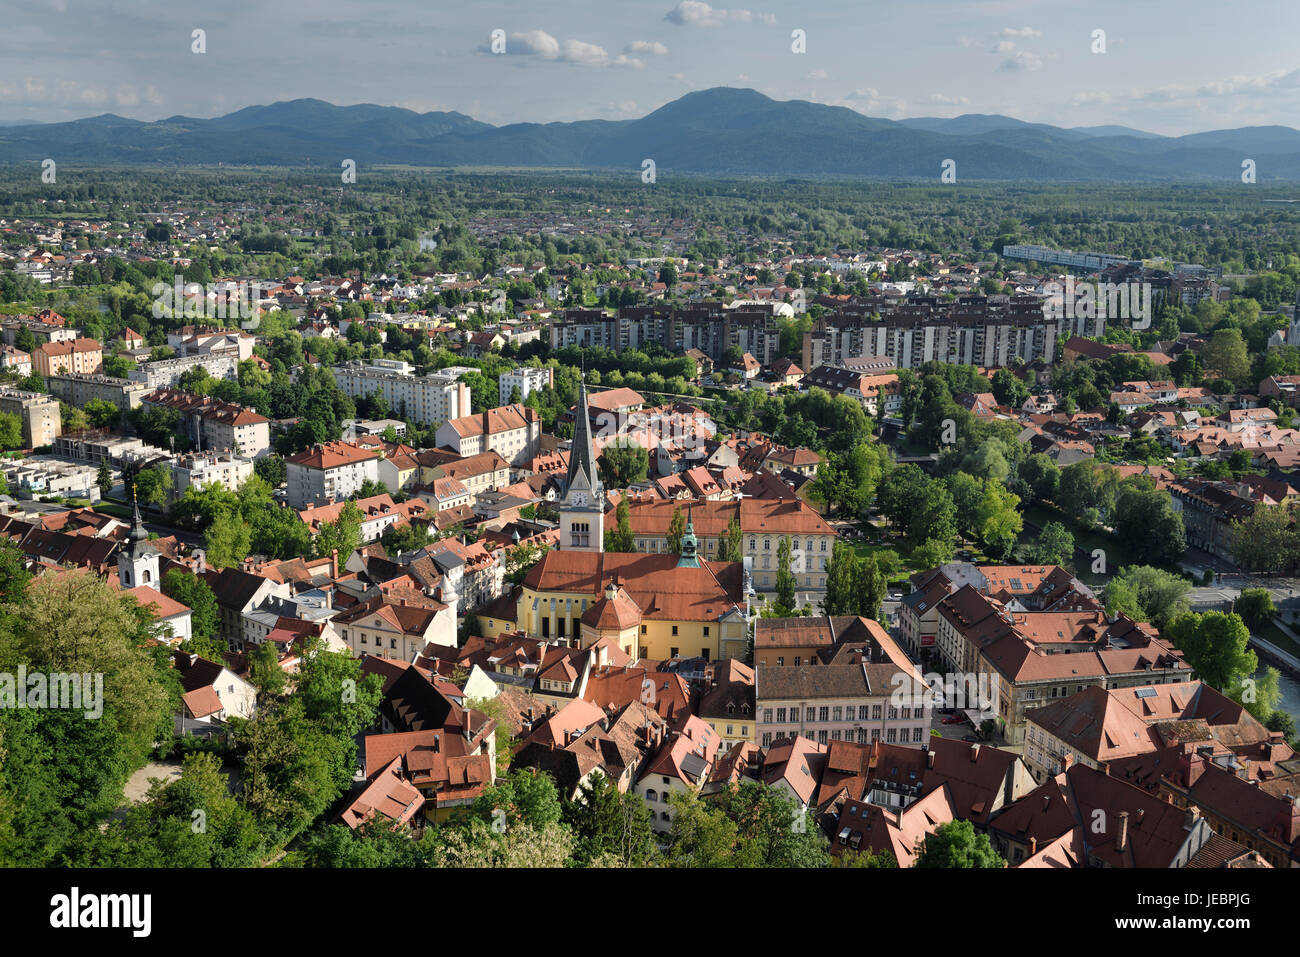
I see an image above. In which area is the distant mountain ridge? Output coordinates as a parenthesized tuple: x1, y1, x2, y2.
(2, 87, 1298, 180)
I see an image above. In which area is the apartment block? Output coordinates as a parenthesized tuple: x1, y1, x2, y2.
(0, 388, 61, 447)
(334, 359, 472, 427)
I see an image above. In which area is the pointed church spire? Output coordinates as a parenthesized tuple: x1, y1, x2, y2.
(130, 485, 147, 543)
(677, 504, 700, 568)
(564, 371, 602, 501)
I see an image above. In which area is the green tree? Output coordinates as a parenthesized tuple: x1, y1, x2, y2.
(974, 479, 1023, 560)
(1020, 520, 1074, 567)
(315, 500, 363, 562)
(0, 413, 22, 451)
(1236, 588, 1276, 631)
(161, 569, 220, 645)
(249, 640, 287, 699)
(96, 461, 114, 500)
(775, 536, 797, 612)
(254, 454, 287, 488)
(666, 506, 686, 556)
(1102, 565, 1192, 629)
(604, 496, 637, 553)
(204, 509, 251, 569)
(84, 398, 120, 429)
(1230, 506, 1297, 574)
(597, 442, 649, 488)
(716, 515, 744, 562)
(1165, 611, 1257, 693)
(914, 819, 1005, 868)
(563, 772, 655, 867)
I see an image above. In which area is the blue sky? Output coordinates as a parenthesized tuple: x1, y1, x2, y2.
(3, 0, 1299, 135)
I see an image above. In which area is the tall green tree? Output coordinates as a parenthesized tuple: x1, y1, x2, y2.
(914, 820, 1005, 868)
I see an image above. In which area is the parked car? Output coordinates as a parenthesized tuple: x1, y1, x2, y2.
(941, 715, 965, 725)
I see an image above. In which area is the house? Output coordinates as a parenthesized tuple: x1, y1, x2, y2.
(435, 404, 541, 468)
(333, 591, 456, 659)
(697, 659, 756, 750)
(636, 713, 721, 833)
(987, 764, 1219, 868)
(172, 651, 256, 725)
(340, 756, 426, 830)
(829, 785, 957, 866)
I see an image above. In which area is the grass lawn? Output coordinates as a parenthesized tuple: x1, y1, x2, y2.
(1257, 619, 1300, 659)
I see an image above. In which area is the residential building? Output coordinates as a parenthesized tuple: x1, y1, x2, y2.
(435, 404, 541, 468)
(499, 366, 553, 405)
(0, 388, 61, 447)
(334, 360, 472, 427)
(284, 441, 381, 509)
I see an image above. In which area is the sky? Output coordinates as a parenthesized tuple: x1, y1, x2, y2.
(3, 0, 1299, 135)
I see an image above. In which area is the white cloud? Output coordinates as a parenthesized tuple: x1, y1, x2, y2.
(664, 2, 774, 27)
(808, 69, 829, 80)
(493, 31, 646, 68)
(999, 27, 1041, 39)
(624, 40, 669, 56)
(998, 51, 1044, 72)
(930, 93, 970, 105)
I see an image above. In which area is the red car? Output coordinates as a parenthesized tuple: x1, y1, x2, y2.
(941, 715, 965, 725)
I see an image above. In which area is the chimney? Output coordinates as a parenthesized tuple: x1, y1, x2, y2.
(1028, 836, 1037, 856)
(927, 750, 935, 769)
(970, 743, 980, 763)
(1185, 805, 1200, 830)
(331, 548, 339, 579)
(1116, 811, 1130, 853)
(1062, 752, 1075, 772)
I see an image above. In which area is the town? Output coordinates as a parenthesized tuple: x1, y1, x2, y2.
(0, 165, 1297, 875)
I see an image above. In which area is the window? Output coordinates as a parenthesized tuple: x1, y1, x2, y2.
(887, 728, 897, 743)
(703, 626, 710, 637)
(670, 647, 679, 658)
(913, 727, 924, 743)
(819, 707, 830, 722)
(871, 705, 882, 720)
(832, 707, 842, 722)
(762, 732, 773, 746)
(763, 709, 773, 723)
(817, 730, 828, 744)
(776, 657, 784, 666)
(671, 625, 678, 636)
(858, 705, 869, 720)
(793, 656, 801, 666)
(806, 707, 816, 721)
(776, 708, 786, 722)
(726, 725, 734, 735)
(646, 789, 658, 803)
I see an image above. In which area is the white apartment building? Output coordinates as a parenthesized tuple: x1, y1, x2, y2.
(333, 360, 473, 427)
(171, 450, 255, 497)
(284, 440, 381, 509)
(498, 366, 553, 405)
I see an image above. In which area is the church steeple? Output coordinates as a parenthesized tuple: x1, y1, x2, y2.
(559, 372, 605, 552)
(119, 485, 160, 588)
(677, 504, 701, 569)
(564, 373, 602, 502)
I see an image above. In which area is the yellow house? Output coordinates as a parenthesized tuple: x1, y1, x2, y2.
(496, 548, 750, 662)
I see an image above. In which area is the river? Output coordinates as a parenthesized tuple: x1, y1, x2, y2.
(1254, 665, 1300, 724)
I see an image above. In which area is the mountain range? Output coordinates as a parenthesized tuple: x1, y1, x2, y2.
(3, 87, 1299, 180)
